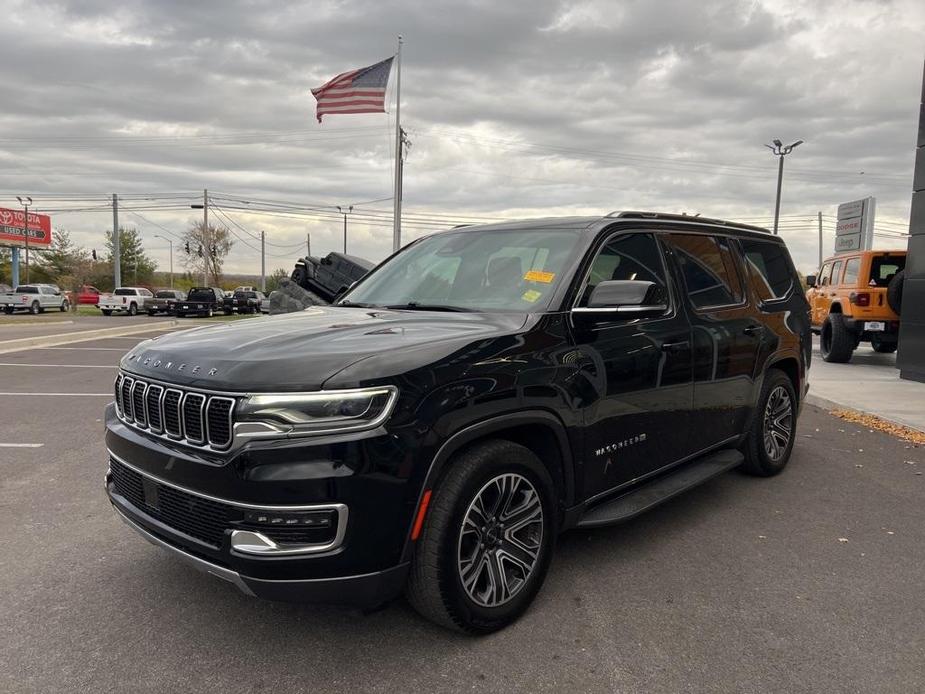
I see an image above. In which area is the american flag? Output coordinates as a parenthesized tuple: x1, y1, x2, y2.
(311, 57, 394, 123)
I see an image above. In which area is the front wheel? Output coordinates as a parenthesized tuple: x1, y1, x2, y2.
(207, 308, 214, 318)
(101, 309, 112, 316)
(30, 301, 40, 315)
(406, 440, 556, 634)
(128, 302, 138, 316)
(741, 370, 797, 477)
(60, 300, 69, 312)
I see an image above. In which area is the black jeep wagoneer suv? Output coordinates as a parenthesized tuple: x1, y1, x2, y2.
(106, 212, 811, 633)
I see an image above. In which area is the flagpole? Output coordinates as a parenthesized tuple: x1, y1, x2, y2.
(392, 35, 403, 253)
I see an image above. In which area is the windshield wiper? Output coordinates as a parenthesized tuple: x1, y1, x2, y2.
(384, 302, 475, 312)
(337, 300, 381, 308)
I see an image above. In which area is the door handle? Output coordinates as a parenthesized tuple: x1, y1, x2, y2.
(661, 340, 690, 353)
(743, 324, 763, 336)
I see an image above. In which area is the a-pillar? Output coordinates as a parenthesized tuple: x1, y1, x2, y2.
(898, 59, 925, 381)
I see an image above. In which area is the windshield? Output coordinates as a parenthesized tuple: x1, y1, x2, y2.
(341, 228, 582, 312)
(188, 289, 214, 301)
(155, 291, 176, 298)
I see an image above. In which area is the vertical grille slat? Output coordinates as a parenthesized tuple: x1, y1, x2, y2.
(163, 389, 183, 438)
(114, 373, 236, 451)
(132, 380, 147, 427)
(146, 385, 164, 433)
(182, 393, 206, 444)
(206, 397, 234, 449)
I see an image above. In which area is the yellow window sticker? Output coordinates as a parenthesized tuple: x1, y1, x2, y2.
(522, 289, 542, 303)
(524, 270, 555, 284)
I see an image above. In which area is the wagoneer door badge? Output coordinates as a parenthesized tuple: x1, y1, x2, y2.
(596, 433, 647, 457)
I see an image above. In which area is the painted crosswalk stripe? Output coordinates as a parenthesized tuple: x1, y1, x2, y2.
(0, 443, 44, 448)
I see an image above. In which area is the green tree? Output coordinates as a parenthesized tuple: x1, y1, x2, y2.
(39, 228, 89, 281)
(265, 267, 289, 292)
(180, 221, 234, 286)
(105, 226, 157, 286)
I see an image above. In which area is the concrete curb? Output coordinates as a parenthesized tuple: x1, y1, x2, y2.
(0, 320, 179, 355)
(805, 393, 925, 434)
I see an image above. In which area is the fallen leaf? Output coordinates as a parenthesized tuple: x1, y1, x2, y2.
(830, 409, 925, 445)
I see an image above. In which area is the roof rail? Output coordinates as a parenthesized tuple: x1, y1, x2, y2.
(605, 211, 770, 234)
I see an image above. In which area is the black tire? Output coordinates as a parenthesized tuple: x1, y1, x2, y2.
(871, 335, 897, 354)
(30, 301, 40, 315)
(291, 266, 307, 288)
(128, 302, 137, 316)
(101, 309, 112, 316)
(886, 269, 904, 315)
(207, 308, 214, 318)
(148, 309, 156, 316)
(60, 300, 69, 312)
(820, 314, 854, 363)
(741, 370, 797, 477)
(3, 306, 13, 314)
(406, 440, 557, 634)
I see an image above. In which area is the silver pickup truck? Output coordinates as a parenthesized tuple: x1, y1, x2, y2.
(2, 284, 70, 314)
(98, 287, 154, 316)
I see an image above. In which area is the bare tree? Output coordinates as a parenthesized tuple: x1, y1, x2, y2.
(180, 221, 234, 286)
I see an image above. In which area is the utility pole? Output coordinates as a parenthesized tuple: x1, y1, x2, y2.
(392, 35, 403, 252)
(260, 230, 266, 292)
(112, 193, 121, 288)
(155, 235, 173, 288)
(306, 233, 311, 258)
(202, 189, 208, 285)
(16, 196, 32, 283)
(764, 139, 804, 235)
(337, 205, 353, 253)
(817, 211, 823, 268)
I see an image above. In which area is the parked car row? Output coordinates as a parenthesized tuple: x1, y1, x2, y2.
(98, 286, 269, 318)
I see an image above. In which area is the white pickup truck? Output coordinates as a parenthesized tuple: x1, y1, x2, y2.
(98, 287, 154, 316)
(2, 284, 70, 314)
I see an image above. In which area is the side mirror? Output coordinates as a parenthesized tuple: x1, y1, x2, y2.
(572, 280, 668, 318)
(805, 275, 816, 288)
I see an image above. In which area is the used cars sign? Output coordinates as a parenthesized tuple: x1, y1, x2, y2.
(0, 207, 52, 247)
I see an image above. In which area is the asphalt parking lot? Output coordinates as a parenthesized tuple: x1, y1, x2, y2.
(2, 330, 924, 693)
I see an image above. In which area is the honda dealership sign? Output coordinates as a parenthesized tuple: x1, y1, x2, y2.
(834, 197, 875, 253)
(0, 207, 52, 247)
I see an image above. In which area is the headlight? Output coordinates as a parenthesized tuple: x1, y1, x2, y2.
(237, 386, 398, 437)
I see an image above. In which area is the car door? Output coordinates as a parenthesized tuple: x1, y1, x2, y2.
(570, 231, 693, 498)
(665, 233, 764, 450)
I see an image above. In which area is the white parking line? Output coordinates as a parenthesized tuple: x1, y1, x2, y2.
(0, 392, 113, 396)
(0, 443, 44, 448)
(36, 347, 127, 351)
(0, 362, 117, 368)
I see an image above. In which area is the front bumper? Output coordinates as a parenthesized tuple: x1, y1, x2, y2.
(111, 500, 408, 605)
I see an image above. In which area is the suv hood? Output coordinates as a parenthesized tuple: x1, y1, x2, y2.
(120, 306, 529, 391)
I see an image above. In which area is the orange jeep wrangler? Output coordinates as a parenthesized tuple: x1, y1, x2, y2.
(806, 250, 906, 362)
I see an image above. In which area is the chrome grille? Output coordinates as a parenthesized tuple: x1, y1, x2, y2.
(132, 380, 147, 427)
(163, 389, 182, 438)
(183, 393, 206, 443)
(145, 385, 164, 432)
(114, 373, 235, 451)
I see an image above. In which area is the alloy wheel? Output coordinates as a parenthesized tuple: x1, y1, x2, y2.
(763, 385, 793, 462)
(457, 473, 544, 608)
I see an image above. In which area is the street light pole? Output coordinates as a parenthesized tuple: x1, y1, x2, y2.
(337, 205, 353, 254)
(155, 235, 174, 288)
(764, 139, 804, 235)
(16, 196, 32, 283)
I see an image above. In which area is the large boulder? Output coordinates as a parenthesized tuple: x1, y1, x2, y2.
(268, 277, 329, 315)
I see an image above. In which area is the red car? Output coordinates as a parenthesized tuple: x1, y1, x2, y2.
(76, 285, 102, 305)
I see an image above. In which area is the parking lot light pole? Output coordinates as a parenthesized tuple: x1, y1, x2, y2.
(337, 205, 353, 254)
(154, 235, 174, 288)
(16, 196, 32, 282)
(765, 139, 804, 235)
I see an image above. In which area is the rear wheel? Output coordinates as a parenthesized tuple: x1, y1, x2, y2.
(820, 314, 854, 363)
(406, 440, 556, 634)
(148, 309, 156, 316)
(101, 309, 112, 316)
(871, 335, 897, 354)
(741, 370, 797, 477)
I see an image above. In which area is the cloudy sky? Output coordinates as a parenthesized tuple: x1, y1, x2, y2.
(1, 0, 923, 276)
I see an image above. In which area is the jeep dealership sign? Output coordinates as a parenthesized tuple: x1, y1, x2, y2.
(834, 197, 875, 253)
(0, 207, 52, 247)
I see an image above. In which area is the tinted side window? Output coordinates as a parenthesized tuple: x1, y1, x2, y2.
(843, 258, 861, 286)
(668, 234, 743, 308)
(740, 239, 794, 301)
(578, 233, 668, 307)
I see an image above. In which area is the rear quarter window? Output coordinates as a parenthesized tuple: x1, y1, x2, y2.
(843, 257, 861, 286)
(740, 239, 796, 301)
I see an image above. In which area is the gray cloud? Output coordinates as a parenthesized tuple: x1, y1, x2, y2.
(0, 0, 922, 274)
